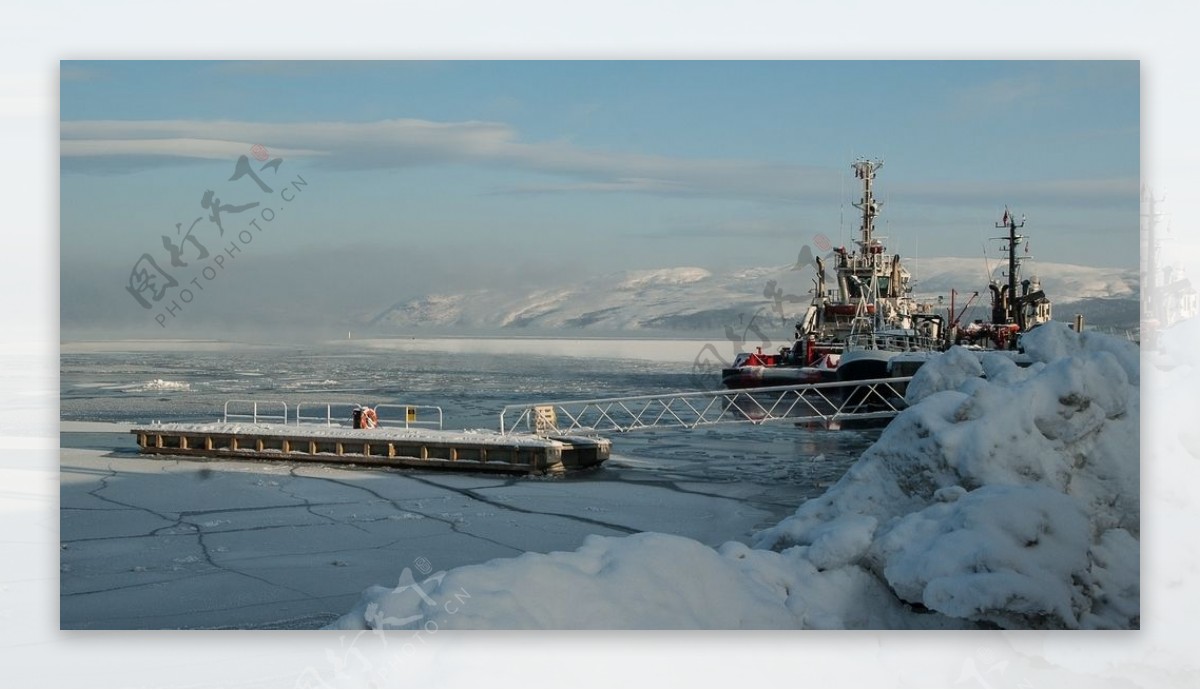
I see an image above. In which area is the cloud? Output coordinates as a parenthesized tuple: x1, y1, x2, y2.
(893, 176, 1138, 206)
(497, 177, 690, 195)
(60, 117, 837, 201)
(945, 61, 1136, 118)
(61, 136, 322, 161)
(953, 74, 1046, 111)
(60, 118, 507, 163)
(60, 64, 108, 82)
(206, 61, 446, 78)
(59, 117, 1136, 207)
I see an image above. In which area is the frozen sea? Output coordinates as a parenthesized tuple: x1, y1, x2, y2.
(59, 338, 879, 629)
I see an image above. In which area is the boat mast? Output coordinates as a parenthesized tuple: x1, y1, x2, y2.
(851, 159, 883, 250)
(847, 159, 884, 335)
(994, 206, 1026, 324)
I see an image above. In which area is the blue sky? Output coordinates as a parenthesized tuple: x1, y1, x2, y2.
(60, 60, 1138, 335)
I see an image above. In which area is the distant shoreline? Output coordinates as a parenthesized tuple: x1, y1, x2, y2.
(60, 335, 728, 363)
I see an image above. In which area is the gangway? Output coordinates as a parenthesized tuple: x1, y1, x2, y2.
(499, 376, 913, 436)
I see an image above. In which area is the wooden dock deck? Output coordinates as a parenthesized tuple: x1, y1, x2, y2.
(131, 422, 610, 475)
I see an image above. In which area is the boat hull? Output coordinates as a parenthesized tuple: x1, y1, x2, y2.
(836, 349, 895, 382)
(887, 350, 937, 378)
(836, 349, 902, 407)
(721, 365, 837, 390)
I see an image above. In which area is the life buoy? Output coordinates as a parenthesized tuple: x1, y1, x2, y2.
(353, 406, 379, 429)
(361, 407, 378, 429)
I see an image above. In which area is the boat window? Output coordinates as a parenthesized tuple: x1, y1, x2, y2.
(876, 276, 890, 296)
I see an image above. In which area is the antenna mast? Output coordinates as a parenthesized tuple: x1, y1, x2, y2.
(993, 206, 1026, 324)
(851, 159, 883, 250)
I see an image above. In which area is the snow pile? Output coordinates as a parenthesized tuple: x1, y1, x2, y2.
(332, 531, 934, 630)
(903, 345, 984, 404)
(762, 321, 1139, 629)
(329, 322, 1138, 630)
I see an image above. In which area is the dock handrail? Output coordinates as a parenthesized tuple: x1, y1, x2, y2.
(294, 401, 361, 427)
(292, 401, 444, 429)
(373, 404, 443, 430)
(222, 399, 288, 425)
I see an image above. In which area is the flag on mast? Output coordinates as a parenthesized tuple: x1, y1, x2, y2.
(1001, 207, 1010, 226)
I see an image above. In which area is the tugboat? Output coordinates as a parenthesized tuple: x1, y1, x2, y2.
(830, 159, 946, 386)
(950, 206, 1053, 351)
(723, 158, 944, 389)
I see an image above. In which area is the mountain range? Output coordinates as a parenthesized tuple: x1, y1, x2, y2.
(366, 257, 1139, 334)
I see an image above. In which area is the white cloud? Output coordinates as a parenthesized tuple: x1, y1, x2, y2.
(893, 176, 1139, 206)
(945, 62, 1135, 118)
(60, 136, 323, 160)
(60, 117, 835, 201)
(954, 74, 1046, 110)
(60, 118, 1135, 207)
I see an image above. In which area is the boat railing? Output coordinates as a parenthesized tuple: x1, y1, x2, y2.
(845, 332, 942, 352)
(222, 399, 289, 425)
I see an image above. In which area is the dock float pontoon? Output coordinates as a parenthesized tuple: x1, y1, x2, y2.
(132, 423, 610, 475)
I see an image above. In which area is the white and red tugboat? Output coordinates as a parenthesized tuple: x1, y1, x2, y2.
(723, 159, 944, 389)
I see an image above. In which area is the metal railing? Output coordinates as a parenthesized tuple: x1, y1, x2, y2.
(845, 333, 942, 353)
(373, 404, 443, 430)
(294, 401, 363, 427)
(222, 399, 289, 425)
(219, 379, 910, 438)
(499, 377, 913, 435)
(227, 400, 447, 430)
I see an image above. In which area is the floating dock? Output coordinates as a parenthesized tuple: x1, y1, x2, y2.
(132, 422, 610, 475)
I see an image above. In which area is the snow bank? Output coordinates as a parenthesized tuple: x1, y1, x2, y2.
(330, 322, 1139, 630)
(760, 321, 1139, 628)
(903, 345, 984, 404)
(330, 532, 935, 630)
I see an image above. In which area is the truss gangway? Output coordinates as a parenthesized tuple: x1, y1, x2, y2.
(499, 376, 913, 436)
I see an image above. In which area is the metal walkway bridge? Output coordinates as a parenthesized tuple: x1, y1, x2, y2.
(499, 376, 913, 436)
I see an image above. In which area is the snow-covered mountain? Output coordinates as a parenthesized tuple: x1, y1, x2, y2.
(367, 258, 1138, 333)
(910, 257, 1138, 302)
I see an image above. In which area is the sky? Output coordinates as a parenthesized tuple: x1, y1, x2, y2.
(60, 60, 1139, 338)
